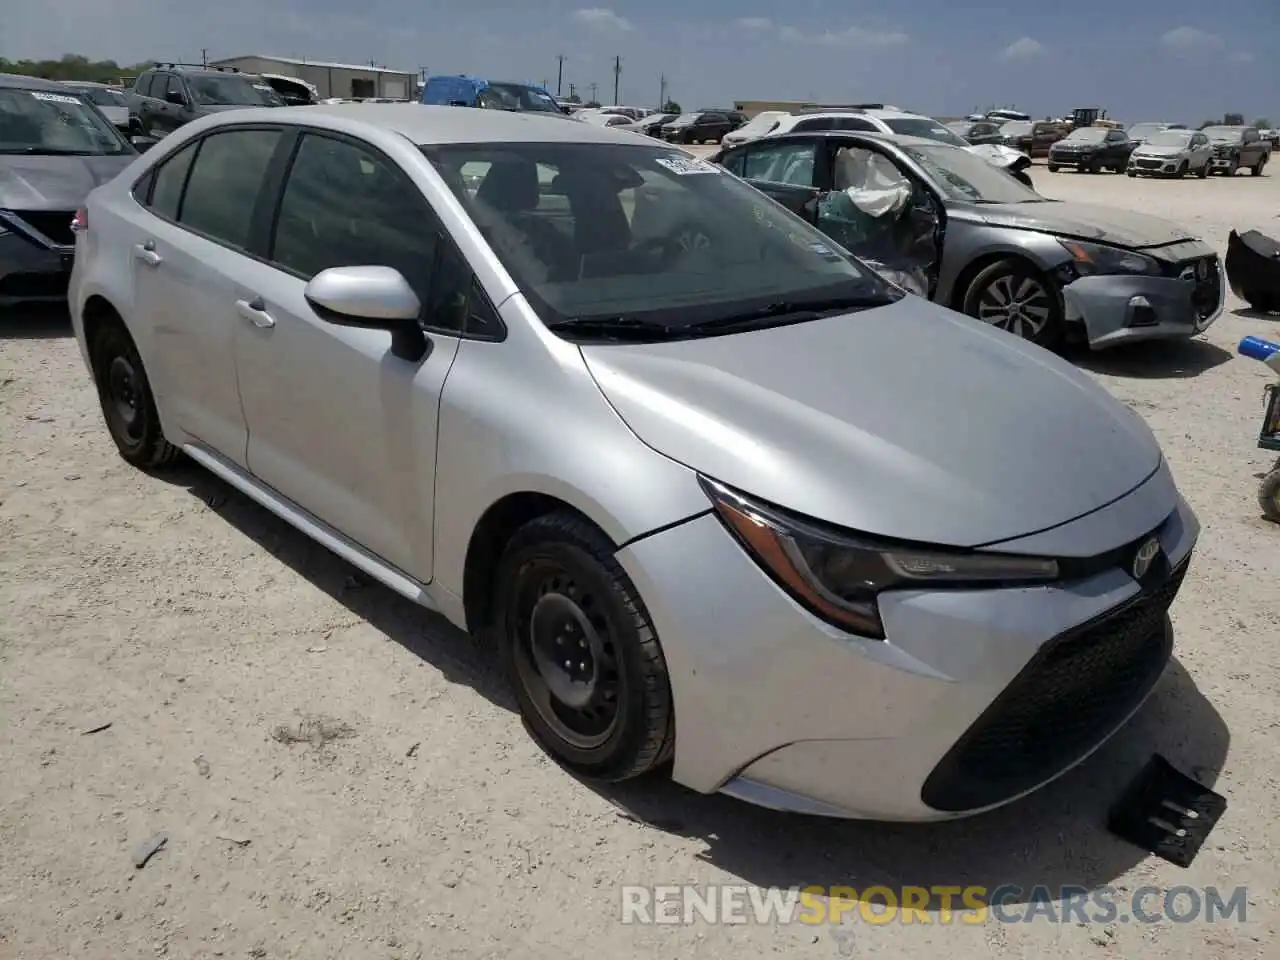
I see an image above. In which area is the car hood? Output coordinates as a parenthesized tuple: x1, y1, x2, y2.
(579, 297, 1162, 548)
(950, 199, 1198, 248)
(1132, 144, 1187, 157)
(0, 153, 134, 208)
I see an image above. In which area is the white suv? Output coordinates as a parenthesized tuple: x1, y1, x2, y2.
(768, 106, 973, 149)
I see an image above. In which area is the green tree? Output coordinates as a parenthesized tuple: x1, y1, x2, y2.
(1253, 117, 1273, 129)
(662, 99, 681, 113)
(0, 53, 154, 84)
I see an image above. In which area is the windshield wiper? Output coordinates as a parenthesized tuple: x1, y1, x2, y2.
(0, 147, 108, 156)
(545, 316, 686, 340)
(689, 294, 898, 333)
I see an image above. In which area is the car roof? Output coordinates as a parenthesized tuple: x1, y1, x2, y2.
(0, 72, 79, 91)
(190, 102, 675, 145)
(762, 129, 944, 150)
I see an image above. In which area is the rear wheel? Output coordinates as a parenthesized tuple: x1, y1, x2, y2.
(492, 512, 675, 781)
(963, 259, 1064, 350)
(90, 320, 181, 470)
(1260, 466, 1280, 523)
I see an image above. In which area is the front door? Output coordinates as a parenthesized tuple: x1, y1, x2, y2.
(729, 137, 825, 221)
(233, 131, 462, 581)
(813, 141, 942, 299)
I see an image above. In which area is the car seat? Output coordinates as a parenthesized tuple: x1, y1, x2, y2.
(473, 160, 576, 279)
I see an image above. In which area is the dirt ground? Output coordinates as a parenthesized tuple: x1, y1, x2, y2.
(2, 159, 1279, 960)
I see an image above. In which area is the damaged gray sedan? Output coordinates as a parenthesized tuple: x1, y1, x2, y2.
(711, 131, 1223, 350)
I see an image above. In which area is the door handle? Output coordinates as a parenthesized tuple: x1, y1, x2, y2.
(235, 296, 275, 328)
(133, 241, 162, 266)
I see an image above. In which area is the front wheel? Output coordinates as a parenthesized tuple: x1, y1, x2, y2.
(1252, 155, 1267, 176)
(1176, 161, 1188, 178)
(90, 320, 181, 470)
(1126, 169, 1138, 177)
(1046, 163, 1059, 172)
(1197, 160, 1209, 178)
(962, 258, 1064, 350)
(493, 512, 675, 781)
(1260, 466, 1280, 523)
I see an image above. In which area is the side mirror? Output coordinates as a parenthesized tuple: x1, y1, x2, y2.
(130, 135, 158, 152)
(165, 90, 187, 107)
(304, 266, 429, 362)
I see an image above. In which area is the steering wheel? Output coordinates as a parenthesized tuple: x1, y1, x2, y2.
(633, 222, 714, 265)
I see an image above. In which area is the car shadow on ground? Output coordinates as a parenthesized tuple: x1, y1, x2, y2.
(161, 462, 1229, 908)
(0, 304, 73, 339)
(1068, 337, 1233, 379)
(1232, 307, 1280, 321)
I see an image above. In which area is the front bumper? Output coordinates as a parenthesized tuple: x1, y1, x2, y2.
(615, 466, 1197, 821)
(1062, 256, 1224, 348)
(1209, 152, 1241, 170)
(1127, 155, 1190, 176)
(0, 227, 75, 307)
(1048, 151, 1099, 168)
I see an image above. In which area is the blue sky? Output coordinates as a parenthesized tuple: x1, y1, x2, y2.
(4, 0, 1278, 123)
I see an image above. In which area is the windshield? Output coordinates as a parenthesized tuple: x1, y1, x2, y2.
(1126, 123, 1167, 142)
(479, 83, 560, 113)
(67, 86, 128, 107)
(0, 88, 129, 155)
(1201, 126, 1243, 142)
(188, 74, 283, 106)
(1144, 130, 1193, 148)
(1064, 127, 1108, 144)
(999, 121, 1032, 137)
(423, 142, 896, 333)
(901, 143, 1043, 204)
(739, 113, 784, 133)
(881, 117, 970, 147)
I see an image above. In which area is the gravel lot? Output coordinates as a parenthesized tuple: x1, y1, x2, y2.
(2, 159, 1279, 960)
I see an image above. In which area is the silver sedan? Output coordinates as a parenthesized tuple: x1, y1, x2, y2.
(70, 105, 1197, 821)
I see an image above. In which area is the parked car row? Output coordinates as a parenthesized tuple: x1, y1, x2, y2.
(1047, 123, 1271, 178)
(56, 103, 1202, 825)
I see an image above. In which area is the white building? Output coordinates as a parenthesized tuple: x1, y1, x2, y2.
(209, 55, 416, 101)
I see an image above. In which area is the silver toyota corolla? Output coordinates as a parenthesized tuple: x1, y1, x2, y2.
(69, 105, 1198, 821)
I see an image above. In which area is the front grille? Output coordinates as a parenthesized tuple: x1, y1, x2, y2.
(8, 210, 76, 246)
(1135, 158, 1164, 169)
(920, 558, 1189, 813)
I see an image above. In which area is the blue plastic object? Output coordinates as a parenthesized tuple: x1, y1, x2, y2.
(1238, 336, 1280, 361)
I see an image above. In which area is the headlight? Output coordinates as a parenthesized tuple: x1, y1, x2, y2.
(700, 477, 1059, 639)
(1057, 239, 1162, 277)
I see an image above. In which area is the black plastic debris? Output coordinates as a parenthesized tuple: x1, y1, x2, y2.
(1107, 755, 1226, 867)
(133, 832, 169, 869)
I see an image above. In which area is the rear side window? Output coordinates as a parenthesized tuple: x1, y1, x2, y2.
(833, 117, 876, 131)
(134, 73, 154, 96)
(270, 133, 439, 306)
(147, 141, 198, 219)
(792, 118, 832, 132)
(179, 128, 281, 249)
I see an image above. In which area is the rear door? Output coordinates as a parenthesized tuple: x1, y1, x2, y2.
(721, 137, 825, 220)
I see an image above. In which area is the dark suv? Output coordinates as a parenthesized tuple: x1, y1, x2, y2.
(1202, 125, 1270, 176)
(131, 63, 284, 137)
(662, 109, 746, 144)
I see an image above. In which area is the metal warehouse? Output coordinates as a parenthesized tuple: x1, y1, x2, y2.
(208, 55, 415, 100)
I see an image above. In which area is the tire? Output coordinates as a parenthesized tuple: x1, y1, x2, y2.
(492, 512, 675, 781)
(1198, 161, 1209, 179)
(1046, 163, 1059, 172)
(1176, 161, 1188, 178)
(1126, 169, 1137, 177)
(1225, 160, 1239, 176)
(1260, 466, 1280, 523)
(1252, 154, 1267, 176)
(962, 258, 1064, 350)
(89, 319, 181, 470)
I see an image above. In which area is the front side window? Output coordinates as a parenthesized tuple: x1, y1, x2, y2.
(179, 128, 281, 248)
(423, 141, 894, 332)
(271, 133, 440, 309)
(0, 87, 129, 156)
(188, 73, 282, 107)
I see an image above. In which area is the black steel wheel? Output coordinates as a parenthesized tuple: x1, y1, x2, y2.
(90, 321, 180, 469)
(493, 512, 674, 780)
(1260, 465, 1280, 523)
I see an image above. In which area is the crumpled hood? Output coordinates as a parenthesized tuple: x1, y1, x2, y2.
(0, 154, 134, 208)
(580, 297, 1163, 548)
(951, 199, 1198, 249)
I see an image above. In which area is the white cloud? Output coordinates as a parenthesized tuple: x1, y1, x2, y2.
(1229, 51, 1254, 63)
(735, 17, 773, 31)
(571, 8, 633, 32)
(780, 25, 909, 48)
(1158, 26, 1223, 51)
(1000, 37, 1045, 61)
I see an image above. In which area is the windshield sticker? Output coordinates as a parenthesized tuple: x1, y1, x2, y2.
(30, 91, 82, 105)
(655, 156, 719, 175)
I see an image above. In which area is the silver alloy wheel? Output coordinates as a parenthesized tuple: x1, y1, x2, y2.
(976, 274, 1053, 339)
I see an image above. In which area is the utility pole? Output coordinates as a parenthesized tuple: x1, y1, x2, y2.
(200, 48, 208, 66)
(659, 73, 667, 110)
(556, 54, 565, 96)
(613, 55, 621, 105)
(589, 81, 598, 103)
